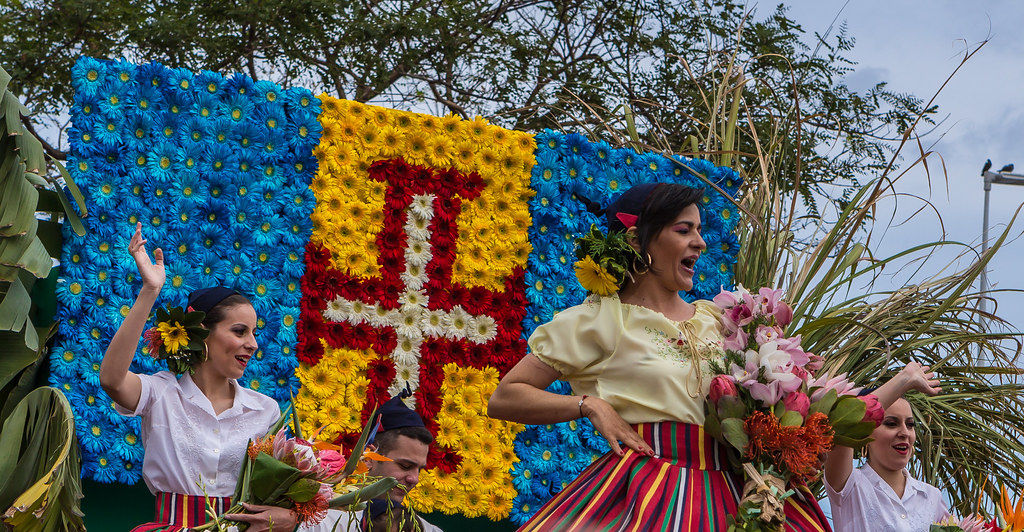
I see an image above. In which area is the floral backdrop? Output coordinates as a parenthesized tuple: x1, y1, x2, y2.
(55, 58, 741, 523)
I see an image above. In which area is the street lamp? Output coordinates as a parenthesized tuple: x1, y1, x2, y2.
(980, 165, 1024, 322)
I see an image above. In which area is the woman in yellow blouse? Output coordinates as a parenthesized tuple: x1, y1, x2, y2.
(488, 183, 830, 531)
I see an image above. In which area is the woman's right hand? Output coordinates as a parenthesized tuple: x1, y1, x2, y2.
(898, 361, 942, 396)
(128, 222, 165, 291)
(582, 396, 655, 457)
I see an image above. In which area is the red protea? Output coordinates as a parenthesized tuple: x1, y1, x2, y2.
(293, 483, 332, 525)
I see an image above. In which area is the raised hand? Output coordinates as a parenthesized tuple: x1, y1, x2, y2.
(899, 361, 942, 396)
(128, 222, 165, 292)
(582, 396, 655, 457)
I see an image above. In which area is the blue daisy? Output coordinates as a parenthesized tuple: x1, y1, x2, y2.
(252, 80, 282, 105)
(254, 161, 284, 187)
(168, 169, 207, 208)
(71, 57, 108, 99)
(231, 120, 260, 151)
(117, 459, 143, 485)
(76, 415, 112, 455)
(179, 116, 211, 146)
(252, 308, 280, 345)
(178, 142, 205, 174)
(535, 129, 563, 152)
(105, 295, 135, 324)
(288, 152, 317, 178)
(280, 219, 310, 249)
(276, 307, 299, 339)
(224, 73, 255, 96)
(251, 213, 284, 248)
(70, 96, 101, 122)
(205, 142, 237, 177)
(164, 228, 199, 261)
(163, 88, 190, 117)
(286, 112, 321, 150)
(284, 86, 317, 112)
(281, 250, 305, 280)
(209, 117, 234, 145)
(125, 149, 151, 174)
(233, 151, 257, 181)
(122, 114, 154, 150)
(145, 142, 180, 181)
(251, 241, 284, 273)
(563, 132, 593, 158)
(153, 112, 180, 142)
(108, 58, 136, 88)
(247, 278, 280, 317)
(89, 172, 124, 212)
(67, 125, 101, 156)
(167, 67, 195, 93)
(91, 453, 122, 484)
(196, 200, 230, 228)
(97, 82, 129, 117)
(191, 90, 217, 121)
(195, 69, 225, 97)
(206, 171, 233, 201)
(253, 105, 287, 135)
(134, 62, 166, 90)
(218, 94, 254, 123)
(224, 225, 253, 254)
(197, 223, 227, 251)
(50, 340, 83, 380)
(250, 181, 279, 206)
(93, 114, 123, 146)
(256, 128, 288, 161)
(196, 251, 229, 288)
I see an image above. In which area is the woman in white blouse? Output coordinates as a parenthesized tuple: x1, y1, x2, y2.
(824, 362, 947, 532)
(100, 224, 296, 532)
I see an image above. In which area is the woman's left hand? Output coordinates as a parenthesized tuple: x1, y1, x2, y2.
(223, 502, 298, 532)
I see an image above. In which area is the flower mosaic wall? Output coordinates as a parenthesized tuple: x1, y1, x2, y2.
(57, 58, 741, 522)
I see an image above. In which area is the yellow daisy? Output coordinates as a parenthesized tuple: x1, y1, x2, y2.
(157, 321, 189, 353)
(574, 255, 618, 296)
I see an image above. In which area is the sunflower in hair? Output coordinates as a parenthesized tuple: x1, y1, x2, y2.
(573, 225, 642, 295)
(144, 305, 210, 374)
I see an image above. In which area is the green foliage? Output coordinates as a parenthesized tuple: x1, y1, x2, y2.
(0, 386, 84, 531)
(149, 304, 210, 375)
(2, 1, 930, 212)
(574, 225, 641, 289)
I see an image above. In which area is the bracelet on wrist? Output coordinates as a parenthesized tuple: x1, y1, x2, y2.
(578, 394, 589, 418)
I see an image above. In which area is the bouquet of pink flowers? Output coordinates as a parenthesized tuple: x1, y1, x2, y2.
(195, 407, 395, 530)
(705, 287, 883, 532)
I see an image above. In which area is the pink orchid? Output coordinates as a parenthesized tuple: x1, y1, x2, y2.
(774, 335, 810, 367)
(722, 328, 749, 352)
(808, 373, 864, 401)
(725, 303, 755, 328)
(713, 288, 740, 309)
(805, 352, 824, 372)
(754, 325, 783, 346)
(773, 301, 794, 328)
(746, 380, 784, 405)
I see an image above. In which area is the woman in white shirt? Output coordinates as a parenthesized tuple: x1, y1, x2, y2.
(100, 223, 296, 532)
(824, 363, 947, 532)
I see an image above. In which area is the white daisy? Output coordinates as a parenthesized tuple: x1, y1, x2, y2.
(323, 297, 353, 322)
(467, 314, 498, 344)
(398, 288, 428, 310)
(400, 269, 426, 291)
(443, 306, 472, 339)
(421, 310, 447, 338)
(404, 217, 431, 242)
(391, 339, 420, 367)
(367, 304, 396, 328)
(396, 308, 426, 340)
(348, 300, 375, 325)
(404, 240, 433, 267)
(409, 194, 435, 220)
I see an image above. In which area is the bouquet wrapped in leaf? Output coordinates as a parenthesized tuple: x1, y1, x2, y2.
(704, 287, 883, 532)
(195, 406, 397, 530)
(931, 484, 1020, 532)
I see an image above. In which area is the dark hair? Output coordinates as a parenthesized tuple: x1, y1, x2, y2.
(201, 293, 253, 328)
(631, 184, 704, 273)
(375, 426, 434, 455)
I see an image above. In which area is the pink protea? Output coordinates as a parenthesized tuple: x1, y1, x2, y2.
(271, 429, 320, 474)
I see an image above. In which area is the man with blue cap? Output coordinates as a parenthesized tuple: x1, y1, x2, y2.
(302, 388, 442, 531)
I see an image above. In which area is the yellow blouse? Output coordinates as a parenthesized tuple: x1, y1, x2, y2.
(529, 294, 725, 425)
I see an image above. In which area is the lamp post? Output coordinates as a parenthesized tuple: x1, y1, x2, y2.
(980, 168, 1024, 322)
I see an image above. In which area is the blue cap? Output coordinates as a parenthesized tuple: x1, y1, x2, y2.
(187, 286, 240, 313)
(375, 385, 425, 433)
(606, 183, 662, 233)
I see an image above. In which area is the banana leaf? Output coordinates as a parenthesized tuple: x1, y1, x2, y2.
(0, 386, 84, 531)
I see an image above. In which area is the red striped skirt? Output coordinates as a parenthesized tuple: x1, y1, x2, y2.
(519, 422, 831, 532)
(130, 492, 231, 532)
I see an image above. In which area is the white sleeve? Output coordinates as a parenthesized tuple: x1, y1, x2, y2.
(113, 371, 171, 417)
(824, 466, 860, 504)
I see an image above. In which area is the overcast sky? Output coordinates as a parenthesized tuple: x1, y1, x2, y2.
(785, 0, 1024, 333)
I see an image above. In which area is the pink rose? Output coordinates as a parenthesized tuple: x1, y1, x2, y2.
(709, 375, 739, 405)
(317, 449, 346, 479)
(783, 392, 810, 418)
(861, 394, 885, 427)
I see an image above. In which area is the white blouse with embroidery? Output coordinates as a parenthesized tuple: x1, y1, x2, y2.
(114, 371, 281, 496)
(529, 294, 724, 425)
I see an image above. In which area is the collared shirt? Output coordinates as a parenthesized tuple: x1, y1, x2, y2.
(300, 509, 443, 532)
(115, 371, 281, 496)
(825, 464, 948, 532)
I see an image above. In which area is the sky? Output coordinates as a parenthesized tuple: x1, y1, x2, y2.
(784, 0, 1024, 517)
(785, 0, 1024, 333)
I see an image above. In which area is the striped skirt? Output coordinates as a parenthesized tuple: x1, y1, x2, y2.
(130, 492, 232, 532)
(519, 422, 830, 532)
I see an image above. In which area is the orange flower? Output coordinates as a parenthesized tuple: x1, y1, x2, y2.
(247, 433, 276, 460)
(744, 411, 834, 485)
(1000, 485, 1024, 532)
